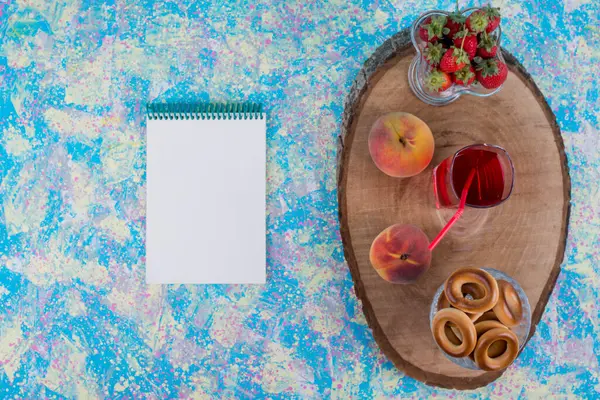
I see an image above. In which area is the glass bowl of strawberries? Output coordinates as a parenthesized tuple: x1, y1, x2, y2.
(408, 5, 508, 106)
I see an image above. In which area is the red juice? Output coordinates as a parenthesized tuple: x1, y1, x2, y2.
(434, 148, 506, 208)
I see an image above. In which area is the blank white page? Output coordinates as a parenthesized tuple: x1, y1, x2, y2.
(146, 117, 266, 284)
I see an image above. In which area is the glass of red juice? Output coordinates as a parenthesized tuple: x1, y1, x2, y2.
(433, 144, 514, 209)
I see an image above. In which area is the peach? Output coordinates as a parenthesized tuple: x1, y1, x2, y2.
(368, 112, 435, 178)
(369, 224, 432, 284)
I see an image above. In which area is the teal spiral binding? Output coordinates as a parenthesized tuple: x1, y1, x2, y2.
(146, 103, 263, 121)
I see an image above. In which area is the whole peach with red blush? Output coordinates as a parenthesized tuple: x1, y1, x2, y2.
(369, 224, 432, 284)
(368, 112, 435, 178)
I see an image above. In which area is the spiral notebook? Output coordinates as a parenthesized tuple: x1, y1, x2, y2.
(146, 103, 266, 284)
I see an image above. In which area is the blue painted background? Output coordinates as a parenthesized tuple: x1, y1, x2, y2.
(0, 0, 598, 398)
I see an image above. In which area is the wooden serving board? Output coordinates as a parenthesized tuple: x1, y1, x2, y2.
(337, 30, 570, 389)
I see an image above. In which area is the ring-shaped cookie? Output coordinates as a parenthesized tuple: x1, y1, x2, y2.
(468, 320, 508, 360)
(438, 289, 484, 322)
(462, 282, 486, 300)
(432, 308, 477, 358)
(473, 327, 519, 371)
(474, 320, 506, 337)
(444, 268, 499, 314)
(493, 280, 523, 327)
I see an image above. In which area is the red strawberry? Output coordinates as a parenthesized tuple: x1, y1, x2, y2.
(445, 11, 466, 38)
(483, 6, 501, 33)
(466, 10, 489, 34)
(453, 30, 478, 60)
(477, 32, 498, 58)
(475, 58, 508, 89)
(439, 47, 469, 73)
(453, 65, 476, 86)
(423, 42, 444, 66)
(424, 69, 452, 93)
(418, 15, 449, 42)
(418, 17, 432, 41)
(477, 46, 497, 58)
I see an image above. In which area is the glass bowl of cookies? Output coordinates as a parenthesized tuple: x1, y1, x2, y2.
(429, 267, 531, 371)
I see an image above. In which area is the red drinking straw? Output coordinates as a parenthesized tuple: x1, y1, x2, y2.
(428, 168, 477, 251)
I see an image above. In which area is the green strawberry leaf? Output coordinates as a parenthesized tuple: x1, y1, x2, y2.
(453, 47, 469, 65)
(455, 66, 474, 82)
(469, 11, 489, 33)
(449, 11, 466, 24)
(478, 32, 497, 50)
(424, 70, 449, 92)
(430, 15, 448, 27)
(428, 26, 438, 40)
(424, 42, 444, 65)
(475, 59, 500, 77)
(484, 6, 501, 18)
(425, 16, 447, 40)
(454, 28, 469, 39)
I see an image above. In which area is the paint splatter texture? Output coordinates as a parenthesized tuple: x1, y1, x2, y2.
(0, 0, 599, 398)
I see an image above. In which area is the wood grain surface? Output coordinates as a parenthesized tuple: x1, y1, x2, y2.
(337, 31, 571, 389)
